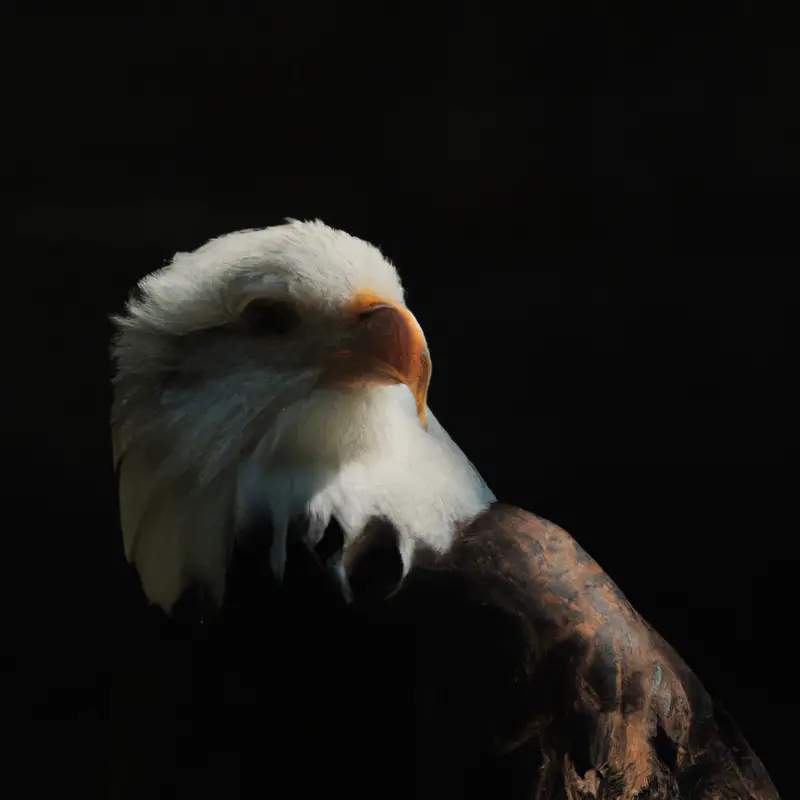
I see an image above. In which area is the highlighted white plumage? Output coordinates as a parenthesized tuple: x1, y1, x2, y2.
(111, 219, 494, 612)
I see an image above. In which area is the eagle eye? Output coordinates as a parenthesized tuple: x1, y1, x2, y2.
(239, 298, 301, 337)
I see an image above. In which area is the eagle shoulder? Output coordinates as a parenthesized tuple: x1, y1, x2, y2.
(403, 503, 781, 798)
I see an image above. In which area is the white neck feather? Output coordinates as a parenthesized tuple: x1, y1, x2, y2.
(239, 384, 495, 573)
(117, 383, 495, 613)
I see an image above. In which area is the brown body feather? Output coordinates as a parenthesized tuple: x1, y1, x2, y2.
(112, 504, 780, 799)
(387, 503, 780, 798)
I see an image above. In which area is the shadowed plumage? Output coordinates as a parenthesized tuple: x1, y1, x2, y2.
(110, 220, 779, 798)
(396, 506, 779, 798)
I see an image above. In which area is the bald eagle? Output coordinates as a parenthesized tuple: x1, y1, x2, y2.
(110, 220, 779, 799)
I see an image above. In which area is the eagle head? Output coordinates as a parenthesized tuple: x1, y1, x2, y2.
(111, 219, 493, 613)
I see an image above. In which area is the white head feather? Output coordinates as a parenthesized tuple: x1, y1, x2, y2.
(111, 219, 494, 613)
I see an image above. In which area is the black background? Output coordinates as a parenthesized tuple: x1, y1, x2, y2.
(7, 10, 797, 796)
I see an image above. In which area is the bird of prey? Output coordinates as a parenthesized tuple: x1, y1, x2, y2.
(110, 219, 779, 799)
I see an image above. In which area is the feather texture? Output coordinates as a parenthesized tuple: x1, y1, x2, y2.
(111, 220, 493, 612)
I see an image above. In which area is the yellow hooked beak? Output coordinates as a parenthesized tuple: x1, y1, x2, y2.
(322, 290, 431, 426)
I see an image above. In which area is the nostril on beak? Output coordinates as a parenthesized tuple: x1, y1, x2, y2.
(357, 302, 394, 322)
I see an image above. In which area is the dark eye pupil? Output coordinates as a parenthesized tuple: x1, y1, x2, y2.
(240, 299, 301, 336)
